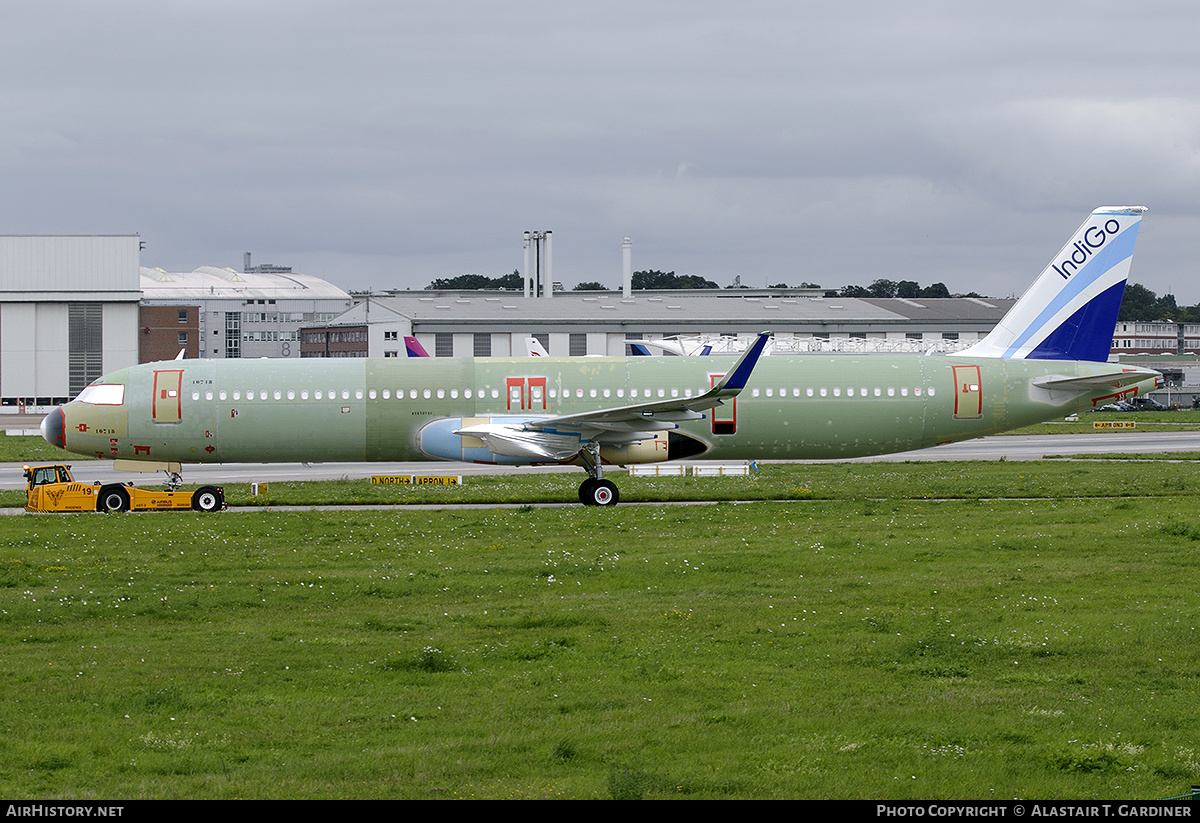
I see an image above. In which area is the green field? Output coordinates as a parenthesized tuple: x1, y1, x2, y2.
(3, 460, 1200, 799)
(1008, 409, 1200, 436)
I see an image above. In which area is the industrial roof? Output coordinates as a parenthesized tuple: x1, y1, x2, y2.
(351, 290, 1014, 329)
(139, 267, 351, 301)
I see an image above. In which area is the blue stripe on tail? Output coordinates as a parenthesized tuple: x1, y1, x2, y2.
(1024, 280, 1127, 362)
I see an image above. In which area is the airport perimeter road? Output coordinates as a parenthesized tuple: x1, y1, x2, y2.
(840, 432, 1200, 462)
(4, 432, 1200, 490)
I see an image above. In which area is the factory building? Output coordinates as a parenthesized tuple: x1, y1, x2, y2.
(301, 290, 1017, 359)
(138, 266, 353, 361)
(0, 235, 142, 410)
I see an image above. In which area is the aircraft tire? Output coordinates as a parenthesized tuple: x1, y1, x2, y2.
(98, 486, 130, 513)
(580, 478, 619, 507)
(578, 478, 597, 505)
(191, 486, 224, 513)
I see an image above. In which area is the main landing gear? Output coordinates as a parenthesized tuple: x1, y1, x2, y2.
(576, 442, 620, 507)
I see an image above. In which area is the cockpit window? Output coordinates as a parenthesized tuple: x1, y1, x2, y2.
(75, 384, 125, 405)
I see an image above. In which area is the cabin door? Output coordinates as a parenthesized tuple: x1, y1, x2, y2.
(152, 369, 184, 423)
(952, 365, 983, 420)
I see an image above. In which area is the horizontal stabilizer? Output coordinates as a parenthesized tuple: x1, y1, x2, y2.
(1032, 370, 1156, 391)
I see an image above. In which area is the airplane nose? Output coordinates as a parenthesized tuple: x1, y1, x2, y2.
(40, 407, 65, 450)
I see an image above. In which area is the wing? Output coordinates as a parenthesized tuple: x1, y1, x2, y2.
(454, 331, 770, 460)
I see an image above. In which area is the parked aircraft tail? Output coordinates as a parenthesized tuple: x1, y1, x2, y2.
(524, 337, 549, 357)
(954, 206, 1146, 363)
(404, 336, 430, 357)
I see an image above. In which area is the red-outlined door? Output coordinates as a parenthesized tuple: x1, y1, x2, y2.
(952, 365, 982, 420)
(710, 373, 737, 435)
(506, 377, 525, 411)
(506, 377, 549, 411)
(152, 369, 184, 423)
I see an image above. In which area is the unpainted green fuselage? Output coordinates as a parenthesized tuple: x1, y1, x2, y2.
(50, 354, 1154, 467)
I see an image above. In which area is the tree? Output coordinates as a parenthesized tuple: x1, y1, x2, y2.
(572, 281, 607, 291)
(426, 270, 523, 290)
(1117, 283, 1160, 321)
(896, 280, 920, 299)
(630, 270, 718, 289)
(919, 282, 951, 298)
(867, 279, 898, 298)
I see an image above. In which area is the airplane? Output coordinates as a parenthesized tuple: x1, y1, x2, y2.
(39, 206, 1159, 506)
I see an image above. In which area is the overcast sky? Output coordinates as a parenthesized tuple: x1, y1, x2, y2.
(3, 1, 1199, 301)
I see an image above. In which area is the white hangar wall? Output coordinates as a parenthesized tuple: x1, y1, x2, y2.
(0, 235, 141, 410)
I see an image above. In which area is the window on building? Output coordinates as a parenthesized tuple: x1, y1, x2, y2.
(435, 333, 453, 357)
(177, 310, 188, 324)
(225, 312, 241, 358)
(473, 333, 492, 357)
(178, 332, 188, 345)
(569, 333, 587, 357)
(68, 303, 102, 397)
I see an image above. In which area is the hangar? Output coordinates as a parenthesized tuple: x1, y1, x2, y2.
(301, 289, 1017, 359)
(0, 235, 141, 410)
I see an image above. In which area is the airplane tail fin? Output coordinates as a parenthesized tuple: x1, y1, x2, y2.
(953, 206, 1146, 362)
(524, 337, 549, 357)
(404, 336, 430, 357)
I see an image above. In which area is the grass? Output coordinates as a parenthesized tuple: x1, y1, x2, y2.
(0, 432, 94, 464)
(3, 461, 1200, 798)
(9, 458, 1200, 509)
(1007, 409, 1200, 436)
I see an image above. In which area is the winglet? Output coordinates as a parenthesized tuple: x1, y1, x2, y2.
(712, 331, 770, 393)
